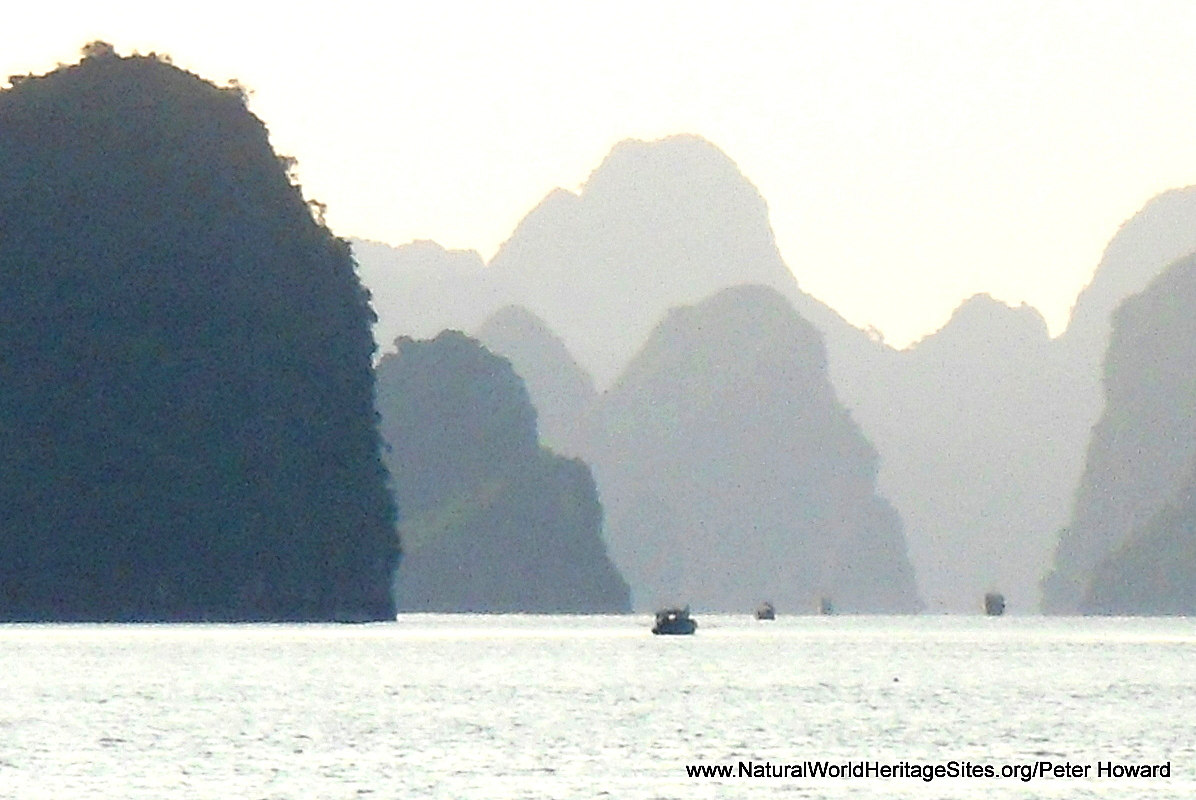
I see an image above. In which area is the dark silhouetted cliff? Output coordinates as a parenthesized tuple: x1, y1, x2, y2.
(474, 306, 597, 458)
(586, 285, 921, 613)
(376, 331, 629, 612)
(0, 46, 398, 621)
(1045, 253, 1196, 613)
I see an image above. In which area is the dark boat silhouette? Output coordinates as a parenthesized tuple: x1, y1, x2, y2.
(984, 592, 1006, 616)
(755, 601, 775, 620)
(652, 606, 697, 635)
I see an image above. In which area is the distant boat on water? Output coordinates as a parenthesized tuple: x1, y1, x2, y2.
(755, 601, 775, 620)
(652, 607, 697, 635)
(984, 592, 1006, 616)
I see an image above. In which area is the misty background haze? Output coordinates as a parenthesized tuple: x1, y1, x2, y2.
(354, 132, 1196, 613)
(10, 1, 1196, 349)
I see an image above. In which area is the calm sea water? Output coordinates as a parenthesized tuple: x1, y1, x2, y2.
(1, 615, 1193, 799)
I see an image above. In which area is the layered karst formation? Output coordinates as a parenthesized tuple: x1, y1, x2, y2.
(357, 135, 1196, 615)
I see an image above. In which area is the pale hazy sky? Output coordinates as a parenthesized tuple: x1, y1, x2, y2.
(7, 1, 1196, 347)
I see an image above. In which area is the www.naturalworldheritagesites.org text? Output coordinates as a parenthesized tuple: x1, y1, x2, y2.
(685, 759, 1172, 782)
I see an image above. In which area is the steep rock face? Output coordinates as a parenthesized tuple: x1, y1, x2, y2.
(586, 285, 921, 613)
(0, 46, 398, 621)
(872, 295, 1076, 612)
(474, 306, 597, 458)
(1045, 254, 1196, 613)
(376, 331, 629, 612)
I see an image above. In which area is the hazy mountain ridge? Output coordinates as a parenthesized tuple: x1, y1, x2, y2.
(355, 136, 1196, 615)
(1040, 186, 1196, 613)
(1060, 185, 1196, 367)
(482, 133, 825, 387)
(1044, 186, 1196, 557)
(354, 134, 884, 389)
(351, 237, 494, 353)
(375, 331, 629, 613)
(354, 135, 1066, 613)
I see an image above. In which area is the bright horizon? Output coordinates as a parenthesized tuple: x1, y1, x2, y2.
(7, 1, 1196, 348)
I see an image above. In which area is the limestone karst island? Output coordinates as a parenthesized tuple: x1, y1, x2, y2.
(4, 43, 1196, 619)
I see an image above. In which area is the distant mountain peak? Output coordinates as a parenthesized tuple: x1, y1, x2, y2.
(479, 304, 553, 332)
(580, 134, 759, 200)
(948, 292, 1045, 328)
(362, 238, 486, 269)
(655, 283, 825, 358)
(905, 293, 1050, 357)
(486, 134, 798, 387)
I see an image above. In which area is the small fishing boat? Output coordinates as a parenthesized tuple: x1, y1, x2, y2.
(984, 592, 1006, 616)
(652, 606, 697, 635)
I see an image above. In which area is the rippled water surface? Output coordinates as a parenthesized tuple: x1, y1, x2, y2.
(1, 615, 1194, 798)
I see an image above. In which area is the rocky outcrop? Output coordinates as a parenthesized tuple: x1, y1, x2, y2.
(376, 331, 629, 612)
(586, 285, 921, 613)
